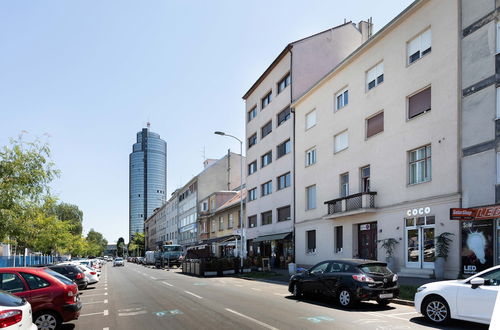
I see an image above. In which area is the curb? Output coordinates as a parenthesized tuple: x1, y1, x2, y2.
(236, 276, 289, 285)
(392, 298, 415, 307)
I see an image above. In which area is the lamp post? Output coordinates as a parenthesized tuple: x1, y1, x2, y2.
(214, 131, 245, 269)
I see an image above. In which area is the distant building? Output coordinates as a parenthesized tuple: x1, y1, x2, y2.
(104, 244, 117, 257)
(129, 124, 167, 240)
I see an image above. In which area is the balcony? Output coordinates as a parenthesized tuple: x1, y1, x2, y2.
(324, 192, 377, 218)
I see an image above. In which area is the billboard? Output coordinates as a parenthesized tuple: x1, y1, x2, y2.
(461, 219, 494, 276)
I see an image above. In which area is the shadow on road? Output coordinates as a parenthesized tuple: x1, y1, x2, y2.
(284, 295, 397, 312)
(60, 324, 75, 330)
(409, 316, 488, 330)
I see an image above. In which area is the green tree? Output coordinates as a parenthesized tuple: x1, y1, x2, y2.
(52, 202, 83, 236)
(128, 232, 144, 256)
(86, 229, 108, 257)
(117, 237, 125, 257)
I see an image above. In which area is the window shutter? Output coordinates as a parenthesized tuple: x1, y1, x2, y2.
(335, 131, 348, 152)
(366, 112, 384, 138)
(306, 110, 316, 129)
(408, 87, 431, 118)
(421, 29, 432, 52)
(408, 37, 420, 59)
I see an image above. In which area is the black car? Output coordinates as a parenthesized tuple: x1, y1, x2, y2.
(288, 259, 399, 307)
(48, 265, 88, 290)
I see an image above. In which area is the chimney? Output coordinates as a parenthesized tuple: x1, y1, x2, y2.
(358, 18, 373, 43)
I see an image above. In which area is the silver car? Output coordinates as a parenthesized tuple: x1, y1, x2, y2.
(113, 257, 124, 267)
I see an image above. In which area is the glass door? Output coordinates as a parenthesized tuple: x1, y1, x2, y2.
(422, 226, 435, 268)
(406, 227, 420, 267)
(405, 216, 435, 269)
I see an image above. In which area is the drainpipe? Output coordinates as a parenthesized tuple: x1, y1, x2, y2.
(290, 49, 296, 265)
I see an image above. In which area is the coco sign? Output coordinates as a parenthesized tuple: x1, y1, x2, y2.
(406, 207, 431, 217)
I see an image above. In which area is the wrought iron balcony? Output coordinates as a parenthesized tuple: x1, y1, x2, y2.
(324, 192, 377, 217)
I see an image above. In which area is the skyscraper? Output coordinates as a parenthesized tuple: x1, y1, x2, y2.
(129, 124, 167, 240)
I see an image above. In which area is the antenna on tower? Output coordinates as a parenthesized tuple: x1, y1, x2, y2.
(147, 121, 151, 129)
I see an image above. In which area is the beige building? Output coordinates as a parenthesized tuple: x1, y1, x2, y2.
(293, 0, 461, 278)
(243, 21, 371, 268)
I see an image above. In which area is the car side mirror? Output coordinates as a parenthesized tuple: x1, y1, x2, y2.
(470, 277, 485, 289)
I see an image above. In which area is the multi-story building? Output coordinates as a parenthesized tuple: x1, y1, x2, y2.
(129, 124, 167, 240)
(293, 0, 462, 278)
(243, 21, 372, 268)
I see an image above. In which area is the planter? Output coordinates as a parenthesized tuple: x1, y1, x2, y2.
(242, 268, 251, 273)
(222, 269, 235, 275)
(435, 256, 445, 280)
(204, 271, 217, 277)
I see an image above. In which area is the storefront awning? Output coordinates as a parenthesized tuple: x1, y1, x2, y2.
(251, 232, 291, 243)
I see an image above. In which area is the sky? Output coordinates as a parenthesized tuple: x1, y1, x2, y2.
(0, 0, 414, 243)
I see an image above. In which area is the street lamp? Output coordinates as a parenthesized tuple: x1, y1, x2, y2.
(214, 131, 245, 269)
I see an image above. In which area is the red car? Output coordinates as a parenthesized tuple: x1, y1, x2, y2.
(0, 267, 81, 330)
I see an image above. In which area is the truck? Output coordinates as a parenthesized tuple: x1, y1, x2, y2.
(145, 251, 156, 265)
(154, 244, 184, 269)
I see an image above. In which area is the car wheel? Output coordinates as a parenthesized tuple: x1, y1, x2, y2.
(337, 288, 355, 307)
(292, 282, 303, 298)
(376, 298, 391, 306)
(422, 296, 450, 324)
(34, 311, 60, 330)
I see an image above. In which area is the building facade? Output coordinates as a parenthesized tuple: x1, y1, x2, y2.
(129, 124, 167, 240)
(294, 0, 462, 278)
(243, 21, 372, 268)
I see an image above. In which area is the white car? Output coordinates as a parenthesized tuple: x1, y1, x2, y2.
(0, 290, 37, 330)
(113, 258, 124, 267)
(58, 263, 99, 285)
(415, 265, 500, 325)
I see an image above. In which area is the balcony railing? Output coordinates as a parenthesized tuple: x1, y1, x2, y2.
(325, 192, 377, 216)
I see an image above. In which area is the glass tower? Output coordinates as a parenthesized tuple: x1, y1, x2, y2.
(129, 125, 167, 240)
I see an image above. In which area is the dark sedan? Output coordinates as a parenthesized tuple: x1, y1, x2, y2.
(289, 259, 399, 307)
(47, 265, 88, 290)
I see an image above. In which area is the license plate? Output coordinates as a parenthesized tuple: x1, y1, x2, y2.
(379, 293, 393, 299)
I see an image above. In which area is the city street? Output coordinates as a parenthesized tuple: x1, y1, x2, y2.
(68, 262, 489, 330)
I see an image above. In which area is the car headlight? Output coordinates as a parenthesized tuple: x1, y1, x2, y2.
(416, 286, 427, 293)
(392, 274, 398, 282)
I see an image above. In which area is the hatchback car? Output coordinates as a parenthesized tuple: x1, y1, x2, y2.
(113, 258, 124, 267)
(0, 267, 81, 330)
(289, 259, 399, 307)
(0, 290, 37, 330)
(47, 265, 87, 290)
(415, 265, 500, 325)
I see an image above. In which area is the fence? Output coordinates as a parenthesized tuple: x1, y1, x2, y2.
(0, 255, 63, 268)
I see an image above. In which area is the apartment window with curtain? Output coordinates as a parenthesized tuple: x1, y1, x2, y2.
(261, 151, 272, 167)
(366, 112, 384, 138)
(261, 181, 272, 196)
(407, 29, 431, 64)
(409, 145, 432, 184)
(261, 91, 272, 109)
(335, 226, 343, 253)
(277, 205, 291, 222)
(360, 165, 370, 192)
(335, 88, 349, 111)
(261, 121, 272, 139)
(248, 133, 257, 148)
(277, 73, 291, 94)
(277, 107, 291, 126)
(248, 215, 257, 228)
(248, 160, 257, 175)
(248, 106, 257, 122)
(366, 62, 384, 90)
(261, 211, 272, 225)
(305, 147, 317, 166)
(306, 230, 316, 253)
(305, 110, 317, 130)
(277, 172, 291, 190)
(334, 131, 348, 153)
(408, 87, 431, 119)
(306, 185, 316, 210)
(340, 173, 349, 197)
(277, 139, 291, 158)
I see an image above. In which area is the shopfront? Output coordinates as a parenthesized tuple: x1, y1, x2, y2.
(248, 232, 293, 269)
(404, 215, 435, 269)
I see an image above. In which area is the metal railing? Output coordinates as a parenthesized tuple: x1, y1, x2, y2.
(325, 192, 377, 215)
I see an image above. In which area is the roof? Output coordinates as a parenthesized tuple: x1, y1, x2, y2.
(242, 21, 355, 100)
(214, 190, 246, 213)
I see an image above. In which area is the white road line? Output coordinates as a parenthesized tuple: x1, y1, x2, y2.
(82, 301, 107, 305)
(104, 299, 108, 304)
(80, 311, 105, 317)
(103, 328, 109, 330)
(225, 308, 279, 330)
(150, 276, 157, 280)
(162, 281, 173, 287)
(81, 293, 107, 297)
(103, 310, 109, 316)
(273, 293, 287, 296)
(184, 291, 203, 299)
(388, 312, 418, 316)
(118, 310, 147, 316)
(251, 288, 262, 291)
(118, 308, 143, 312)
(234, 284, 244, 287)
(368, 312, 410, 321)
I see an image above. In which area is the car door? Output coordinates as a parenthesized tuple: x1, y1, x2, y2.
(320, 262, 344, 295)
(455, 268, 500, 324)
(19, 272, 53, 310)
(302, 262, 330, 294)
(0, 272, 30, 300)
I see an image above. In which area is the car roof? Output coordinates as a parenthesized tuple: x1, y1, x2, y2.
(0, 267, 47, 272)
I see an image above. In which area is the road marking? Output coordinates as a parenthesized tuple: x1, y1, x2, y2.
(368, 312, 409, 321)
(80, 311, 105, 317)
(234, 284, 244, 287)
(251, 288, 262, 291)
(82, 300, 107, 305)
(273, 293, 287, 296)
(184, 291, 203, 299)
(104, 299, 108, 304)
(81, 293, 107, 297)
(119, 310, 147, 316)
(118, 308, 143, 312)
(104, 310, 109, 316)
(103, 328, 109, 330)
(150, 276, 157, 280)
(162, 281, 173, 287)
(225, 308, 279, 330)
(387, 312, 418, 316)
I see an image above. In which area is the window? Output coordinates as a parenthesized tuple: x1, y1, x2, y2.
(497, 87, 500, 118)
(366, 62, 384, 90)
(408, 87, 431, 119)
(497, 152, 500, 184)
(228, 214, 234, 229)
(334, 131, 348, 153)
(248, 188, 257, 201)
(305, 110, 316, 130)
(336, 88, 349, 110)
(277, 73, 291, 94)
(306, 230, 316, 253)
(261, 181, 272, 196)
(261, 91, 272, 109)
(20, 273, 50, 290)
(481, 268, 500, 286)
(305, 148, 317, 166)
(248, 215, 257, 228)
(277, 205, 291, 222)
(335, 226, 343, 253)
(340, 173, 349, 197)
(248, 106, 257, 122)
(261, 151, 272, 167)
(409, 145, 432, 184)
(0, 273, 25, 293)
(211, 220, 216, 232)
(408, 29, 431, 64)
(366, 112, 384, 138)
(248, 161, 257, 175)
(261, 121, 272, 139)
(310, 261, 329, 274)
(202, 201, 208, 211)
(306, 185, 316, 210)
(277, 139, 291, 158)
(218, 216, 224, 231)
(261, 211, 272, 225)
(360, 165, 370, 192)
(248, 133, 257, 148)
(277, 107, 291, 126)
(277, 172, 291, 190)
(238, 211, 241, 227)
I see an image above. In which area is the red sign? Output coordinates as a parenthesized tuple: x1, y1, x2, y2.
(450, 205, 500, 220)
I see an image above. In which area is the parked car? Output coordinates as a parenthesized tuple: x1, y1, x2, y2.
(59, 263, 99, 286)
(0, 267, 81, 330)
(0, 290, 37, 330)
(46, 265, 87, 290)
(288, 259, 399, 307)
(113, 258, 124, 267)
(415, 265, 500, 325)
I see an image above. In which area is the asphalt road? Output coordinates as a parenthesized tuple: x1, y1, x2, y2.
(64, 262, 489, 330)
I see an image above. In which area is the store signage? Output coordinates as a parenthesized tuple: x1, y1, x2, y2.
(461, 220, 494, 275)
(360, 224, 370, 231)
(450, 208, 476, 220)
(406, 207, 431, 217)
(450, 205, 500, 220)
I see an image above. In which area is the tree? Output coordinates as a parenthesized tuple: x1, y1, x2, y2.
(117, 237, 125, 257)
(52, 203, 83, 236)
(86, 229, 108, 257)
(128, 232, 144, 257)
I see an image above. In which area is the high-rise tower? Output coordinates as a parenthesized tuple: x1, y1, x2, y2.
(129, 124, 167, 240)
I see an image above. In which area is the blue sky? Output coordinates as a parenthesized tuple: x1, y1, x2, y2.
(0, 0, 414, 243)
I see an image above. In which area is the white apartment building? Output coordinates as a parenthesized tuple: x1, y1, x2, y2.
(293, 0, 462, 279)
(243, 21, 371, 268)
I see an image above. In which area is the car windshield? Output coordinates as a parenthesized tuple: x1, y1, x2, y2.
(164, 246, 182, 252)
(44, 269, 74, 286)
(359, 264, 392, 276)
(115, 258, 123, 261)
